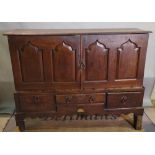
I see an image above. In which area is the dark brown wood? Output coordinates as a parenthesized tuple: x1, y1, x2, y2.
(85, 40, 109, 81)
(53, 42, 76, 82)
(5, 29, 150, 131)
(57, 103, 105, 115)
(17, 93, 55, 112)
(19, 41, 44, 82)
(116, 39, 140, 79)
(81, 34, 149, 90)
(15, 113, 25, 131)
(8, 35, 81, 90)
(107, 91, 144, 108)
(56, 93, 106, 104)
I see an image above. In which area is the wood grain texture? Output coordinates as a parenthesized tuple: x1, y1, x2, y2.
(107, 91, 144, 108)
(53, 42, 76, 82)
(5, 29, 150, 131)
(56, 93, 106, 104)
(116, 39, 140, 79)
(19, 41, 44, 82)
(17, 93, 55, 112)
(85, 40, 109, 81)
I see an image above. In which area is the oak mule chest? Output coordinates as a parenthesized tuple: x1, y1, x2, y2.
(4, 29, 151, 131)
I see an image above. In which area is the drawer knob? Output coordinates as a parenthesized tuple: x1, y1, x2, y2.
(32, 96, 39, 104)
(89, 95, 95, 103)
(121, 96, 128, 104)
(77, 108, 85, 113)
(65, 96, 72, 104)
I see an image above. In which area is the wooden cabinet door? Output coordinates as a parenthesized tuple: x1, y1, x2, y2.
(8, 35, 81, 90)
(111, 34, 149, 88)
(81, 35, 109, 89)
(16, 41, 44, 82)
(81, 34, 149, 89)
(115, 37, 146, 80)
(51, 36, 80, 90)
(8, 36, 46, 90)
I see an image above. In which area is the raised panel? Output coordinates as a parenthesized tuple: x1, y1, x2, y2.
(8, 34, 148, 91)
(85, 40, 109, 81)
(19, 41, 44, 82)
(116, 39, 140, 79)
(53, 42, 76, 82)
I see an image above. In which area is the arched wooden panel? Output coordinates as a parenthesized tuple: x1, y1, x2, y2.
(85, 40, 109, 81)
(53, 42, 76, 82)
(116, 39, 140, 79)
(19, 41, 44, 82)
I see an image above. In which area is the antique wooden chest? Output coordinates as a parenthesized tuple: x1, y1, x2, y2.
(4, 28, 151, 131)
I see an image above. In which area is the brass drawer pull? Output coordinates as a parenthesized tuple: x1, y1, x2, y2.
(120, 96, 128, 104)
(89, 95, 95, 103)
(32, 96, 39, 104)
(65, 96, 72, 104)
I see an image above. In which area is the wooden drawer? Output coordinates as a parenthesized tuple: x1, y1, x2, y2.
(56, 93, 106, 104)
(107, 92, 144, 108)
(57, 103, 104, 115)
(17, 93, 55, 112)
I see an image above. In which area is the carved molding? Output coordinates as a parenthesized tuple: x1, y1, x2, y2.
(117, 39, 140, 52)
(85, 40, 109, 81)
(86, 40, 109, 52)
(19, 41, 42, 53)
(54, 41, 75, 53)
(116, 39, 140, 79)
(52, 41, 76, 82)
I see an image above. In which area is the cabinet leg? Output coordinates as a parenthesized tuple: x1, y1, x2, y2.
(134, 114, 142, 130)
(15, 114, 25, 132)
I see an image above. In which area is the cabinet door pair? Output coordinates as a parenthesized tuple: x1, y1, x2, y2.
(8, 34, 148, 90)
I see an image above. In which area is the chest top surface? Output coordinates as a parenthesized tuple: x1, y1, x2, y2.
(4, 28, 151, 36)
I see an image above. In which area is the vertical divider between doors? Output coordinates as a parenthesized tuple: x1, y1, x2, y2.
(80, 35, 83, 90)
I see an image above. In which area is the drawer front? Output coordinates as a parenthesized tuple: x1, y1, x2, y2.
(56, 93, 106, 104)
(17, 93, 55, 112)
(107, 92, 144, 108)
(57, 103, 104, 115)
